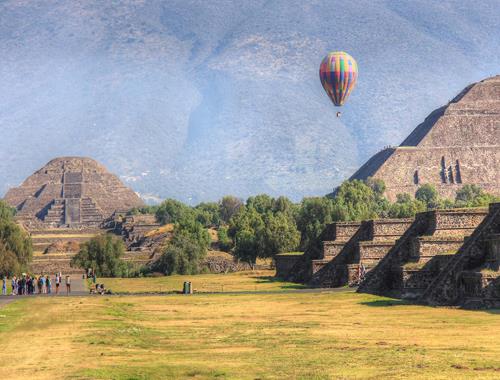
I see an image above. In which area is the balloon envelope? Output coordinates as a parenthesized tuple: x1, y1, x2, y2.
(319, 51, 358, 106)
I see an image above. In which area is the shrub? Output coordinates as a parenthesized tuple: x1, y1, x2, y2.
(71, 234, 128, 277)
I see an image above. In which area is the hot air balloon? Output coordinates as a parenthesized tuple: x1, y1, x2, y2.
(319, 51, 358, 115)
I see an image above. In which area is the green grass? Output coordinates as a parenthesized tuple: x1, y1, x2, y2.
(276, 251, 304, 256)
(0, 291, 499, 379)
(94, 270, 306, 294)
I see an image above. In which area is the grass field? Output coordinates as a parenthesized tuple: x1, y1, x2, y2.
(96, 270, 306, 293)
(0, 290, 499, 379)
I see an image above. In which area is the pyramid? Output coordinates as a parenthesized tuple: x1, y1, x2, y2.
(351, 75, 500, 201)
(4, 157, 144, 228)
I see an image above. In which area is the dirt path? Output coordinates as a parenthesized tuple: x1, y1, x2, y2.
(0, 298, 15, 309)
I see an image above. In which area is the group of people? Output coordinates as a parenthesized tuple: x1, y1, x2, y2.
(1, 273, 71, 296)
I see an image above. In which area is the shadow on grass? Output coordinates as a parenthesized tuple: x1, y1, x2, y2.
(254, 276, 307, 289)
(360, 299, 413, 307)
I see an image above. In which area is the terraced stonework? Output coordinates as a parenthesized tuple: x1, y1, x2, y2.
(358, 208, 489, 301)
(351, 76, 500, 201)
(4, 157, 144, 228)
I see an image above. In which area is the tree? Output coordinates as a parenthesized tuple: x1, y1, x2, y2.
(261, 212, 300, 257)
(71, 234, 128, 277)
(0, 201, 32, 276)
(415, 184, 440, 209)
(332, 180, 380, 221)
(155, 199, 194, 225)
(247, 194, 274, 214)
(152, 219, 211, 275)
(296, 197, 335, 251)
(217, 226, 233, 252)
(388, 193, 426, 218)
(194, 202, 221, 227)
(455, 184, 499, 208)
(219, 196, 243, 223)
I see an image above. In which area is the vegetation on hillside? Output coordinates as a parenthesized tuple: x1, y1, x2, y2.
(0, 200, 33, 276)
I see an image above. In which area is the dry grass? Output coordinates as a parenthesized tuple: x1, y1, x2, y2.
(144, 223, 174, 237)
(98, 270, 304, 293)
(0, 291, 499, 379)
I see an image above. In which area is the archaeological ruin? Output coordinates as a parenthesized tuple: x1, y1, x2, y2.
(4, 157, 144, 228)
(351, 75, 500, 201)
(3, 157, 145, 274)
(278, 76, 499, 308)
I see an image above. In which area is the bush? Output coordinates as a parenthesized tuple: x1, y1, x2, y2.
(152, 220, 210, 275)
(415, 184, 440, 209)
(455, 184, 499, 207)
(71, 234, 128, 277)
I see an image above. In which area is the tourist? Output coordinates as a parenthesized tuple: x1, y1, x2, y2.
(26, 275, 32, 295)
(55, 273, 60, 295)
(42, 275, 47, 294)
(92, 272, 96, 284)
(11, 276, 17, 295)
(46, 275, 52, 294)
(37, 276, 42, 294)
(20, 276, 26, 295)
(2, 275, 6, 295)
(66, 275, 71, 295)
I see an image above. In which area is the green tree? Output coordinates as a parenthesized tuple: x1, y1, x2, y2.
(0, 201, 32, 276)
(71, 234, 128, 277)
(153, 219, 211, 275)
(229, 207, 265, 263)
(455, 184, 499, 207)
(388, 193, 426, 218)
(219, 196, 243, 223)
(415, 184, 440, 209)
(155, 199, 194, 225)
(332, 180, 380, 221)
(194, 202, 221, 227)
(217, 226, 233, 252)
(296, 197, 335, 251)
(261, 212, 300, 257)
(247, 194, 274, 214)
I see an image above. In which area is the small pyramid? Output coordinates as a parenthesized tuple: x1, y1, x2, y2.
(351, 75, 500, 200)
(3, 157, 144, 227)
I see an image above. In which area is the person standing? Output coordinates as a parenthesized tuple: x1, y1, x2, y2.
(11, 276, 17, 295)
(65, 275, 71, 295)
(55, 274, 60, 295)
(46, 275, 52, 294)
(2, 276, 6, 295)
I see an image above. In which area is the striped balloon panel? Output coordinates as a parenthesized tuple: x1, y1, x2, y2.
(319, 51, 358, 106)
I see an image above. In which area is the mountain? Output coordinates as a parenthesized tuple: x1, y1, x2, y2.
(0, 0, 499, 204)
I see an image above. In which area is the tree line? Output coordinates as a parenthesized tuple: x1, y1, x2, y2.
(129, 180, 499, 274)
(2, 180, 498, 277)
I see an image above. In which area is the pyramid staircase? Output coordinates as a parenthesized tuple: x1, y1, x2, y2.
(310, 218, 413, 287)
(421, 203, 500, 308)
(358, 208, 489, 299)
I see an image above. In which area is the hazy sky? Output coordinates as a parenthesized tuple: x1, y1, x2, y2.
(0, 1, 499, 204)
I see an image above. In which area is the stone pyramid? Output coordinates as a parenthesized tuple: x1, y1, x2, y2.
(351, 75, 500, 201)
(4, 157, 144, 228)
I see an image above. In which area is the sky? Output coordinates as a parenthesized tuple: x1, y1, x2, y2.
(0, 0, 499, 204)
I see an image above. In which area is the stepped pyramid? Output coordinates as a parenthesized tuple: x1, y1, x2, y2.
(351, 75, 500, 200)
(4, 157, 144, 228)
